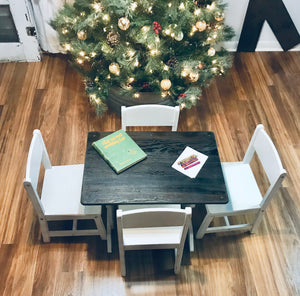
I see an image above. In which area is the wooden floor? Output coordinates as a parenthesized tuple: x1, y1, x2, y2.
(0, 51, 299, 295)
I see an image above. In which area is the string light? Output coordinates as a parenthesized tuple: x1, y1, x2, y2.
(79, 51, 85, 57)
(62, 28, 68, 34)
(207, 2, 216, 10)
(190, 95, 197, 103)
(163, 65, 169, 71)
(131, 2, 137, 10)
(90, 52, 97, 57)
(92, 3, 103, 12)
(128, 77, 135, 83)
(63, 43, 71, 51)
(128, 50, 135, 57)
(77, 58, 84, 64)
(150, 49, 159, 56)
(102, 14, 110, 22)
(168, 3, 172, 7)
(134, 93, 140, 98)
(179, 3, 185, 10)
(194, 9, 201, 16)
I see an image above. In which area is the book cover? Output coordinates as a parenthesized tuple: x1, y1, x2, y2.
(92, 130, 147, 174)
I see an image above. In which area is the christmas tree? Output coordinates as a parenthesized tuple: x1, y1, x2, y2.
(52, 0, 234, 116)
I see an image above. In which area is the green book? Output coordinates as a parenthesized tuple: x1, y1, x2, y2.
(92, 130, 147, 174)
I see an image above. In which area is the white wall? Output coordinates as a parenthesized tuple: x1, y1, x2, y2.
(223, 0, 300, 51)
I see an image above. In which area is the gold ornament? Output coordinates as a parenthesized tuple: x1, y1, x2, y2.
(195, 21, 206, 32)
(208, 47, 216, 56)
(77, 30, 87, 40)
(118, 17, 130, 31)
(175, 31, 184, 41)
(189, 72, 199, 82)
(214, 12, 224, 22)
(109, 63, 120, 75)
(160, 79, 172, 90)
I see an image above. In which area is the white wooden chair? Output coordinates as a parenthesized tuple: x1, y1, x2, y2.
(121, 105, 180, 131)
(117, 207, 191, 276)
(196, 124, 287, 239)
(23, 129, 107, 245)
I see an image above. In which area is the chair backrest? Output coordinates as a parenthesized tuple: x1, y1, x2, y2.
(243, 124, 287, 209)
(121, 105, 180, 131)
(23, 130, 52, 218)
(117, 207, 191, 245)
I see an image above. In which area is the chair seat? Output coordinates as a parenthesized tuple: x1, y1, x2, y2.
(207, 162, 262, 215)
(41, 164, 101, 216)
(123, 226, 182, 247)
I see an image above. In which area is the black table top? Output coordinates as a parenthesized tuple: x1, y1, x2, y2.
(81, 131, 228, 205)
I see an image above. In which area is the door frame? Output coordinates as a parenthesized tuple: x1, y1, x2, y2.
(0, 0, 40, 62)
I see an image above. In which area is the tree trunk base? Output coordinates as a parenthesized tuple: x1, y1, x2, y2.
(107, 87, 175, 115)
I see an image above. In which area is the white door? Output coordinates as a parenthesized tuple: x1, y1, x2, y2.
(0, 0, 40, 62)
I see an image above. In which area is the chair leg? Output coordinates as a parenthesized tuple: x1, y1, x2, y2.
(188, 223, 194, 252)
(39, 219, 50, 242)
(196, 212, 214, 239)
(174, 245, 185, 274)
(119, 246, 126, 276)
(251, 209, 265, 234)
(106, 206, 113, 253)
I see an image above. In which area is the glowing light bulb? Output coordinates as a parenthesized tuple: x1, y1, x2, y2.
(134, 59, 140, 67)
(131, 2, 137, 10)
(79, 51, 85, 57)
(163, 65, 169, 71)
(165, 29, 171, 35)
(207, 2, 216, 10)
(134, 93, 140, 98)
(149, 69, 153, 73)
(168, 3, 172, 7)
(128, 50, 135, 57)
(148, 6, 153, 12)
(190, 95, 197, 102)
(102, 14, 110, 22)
(179, 3, 185, 10)
(77, 58, 84, 64)
(62, 28, 68, 34)
(90, 94, 96, 100)
(194, 9, 201, 16)
(90, 52, 97, 57)
(92, 3, 103, 12)
(180, 103, 186, 109)
(150, 49, 159, 56)
(64, 43, 71, 51)
(128, 77, 135, 83)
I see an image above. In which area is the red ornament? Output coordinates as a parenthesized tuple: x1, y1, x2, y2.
(153, 21, 162, 34)
(178, 93, 187, 99)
